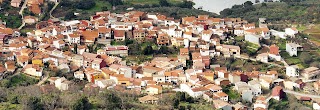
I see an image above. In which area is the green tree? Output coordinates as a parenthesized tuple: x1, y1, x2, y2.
(173, 98, 179, 108)
(71, 96, 91, 110)
(101, 6, 108, 11)
(178, 1, 194, 9)
(261, 2, 267, 7)
(104, 91, 122, 109)
(170, 12, 178, 19)
(143, 45, 154, 55)
(75, 0, 96, 10)
(158, 46, 169, 54)
(175, 92, 186, 101)
(159, 0, 170, 7)
(299, 52, 312, 64)
(0, 79, 10, 88)
(244, 1, 254, 7)
(220, 8, 233, 16)
(128, 42, 141, 55)
(73, 44, 78, 54)
(268, 98, 289, 110)
(65, 11, 76, 20)
(8, 95, 19, 104)
(107, 0, 123, 6)
(24, 97, 44, 110)
(87, 44, 94, 53)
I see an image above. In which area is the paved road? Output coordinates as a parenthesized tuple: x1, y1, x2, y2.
(281, 58, 289, 67)
(236, 55, 284, 68)
(284, 90, 320, 99)
(36, 71, 49, 86)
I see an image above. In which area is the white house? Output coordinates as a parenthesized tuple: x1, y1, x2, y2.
(213, 100, 232, 110)
(242, 90, 254, 102)
(24, 64, 43, 77)
(111, 22, 133, 31)
(205, 84, 222, 93)
(95, 79, 116, 89)
(67, 33, 80, 44)
(109, 64, 133, 78)
(245, 34, 261, 45)
(234, 28, 244, 36)
(181, 84, 208, 98)
(268, 44, 281, 61)
(74, 71, 85, 80)
(286, 43, 302, 56)
(167, 25, 183, 38)
(53, 40, 65, 49)
(259, 76, 272, 89)
(313, 103, 320, 110)
(201, 30, 213, 42)
(183, 38, 189, 48)
(256, 53, 268, 63)
(285, 27, 298, 37)
(286, 65, 299, 77)
(248, 80, 262, 96)
(183, 31, 192, 40)
(254, 96, 268, 110)
(165, 19, 180, 26)
(243, 24, 255, 30)
(270, 29, 286, 39)
(234, 82, 250, 94)
(283, 80, 294, 90)
(54, 77, 72, 91)
(213, 92, 229, 101)
(200, 49, 210, 56)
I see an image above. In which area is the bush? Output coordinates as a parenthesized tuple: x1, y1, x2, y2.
(299, 52, 312, 64)
(0, 14, 22, 28)
(75, 0, 96, 10)
(65, 11, 76, 20)
(1, 74, 39, 87)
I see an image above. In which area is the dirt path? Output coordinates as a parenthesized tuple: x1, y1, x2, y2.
(49, 2, 59, 19)
(18, 0, 28, 30)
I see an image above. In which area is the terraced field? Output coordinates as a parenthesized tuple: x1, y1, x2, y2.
(303, 24, 320, 47)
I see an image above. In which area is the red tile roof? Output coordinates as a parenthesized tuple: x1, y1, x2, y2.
(272, 86, 283, 96)
(269, 44, 279, 55)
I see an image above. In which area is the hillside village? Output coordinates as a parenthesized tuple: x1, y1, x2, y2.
(0, 7, 320, 109)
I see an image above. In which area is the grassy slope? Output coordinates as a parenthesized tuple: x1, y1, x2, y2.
(303, 24, 320, 46)
(88, 0, 112, 13)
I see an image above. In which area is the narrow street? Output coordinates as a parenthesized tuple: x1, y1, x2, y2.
(236, 55, 284, 68)
(284, 90, 320, 99)
(18, 0, 28, 30)
(36, 70, 49, 86)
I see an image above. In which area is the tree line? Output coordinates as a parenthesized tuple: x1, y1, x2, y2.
(220, 0, 320, 24)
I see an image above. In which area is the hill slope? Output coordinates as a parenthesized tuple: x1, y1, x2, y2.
(220, 1, 320, 24)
